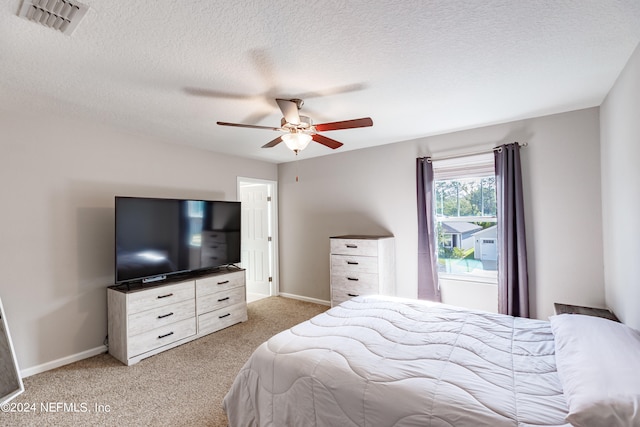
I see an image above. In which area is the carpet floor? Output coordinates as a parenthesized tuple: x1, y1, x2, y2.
(2, 296, 327, 427)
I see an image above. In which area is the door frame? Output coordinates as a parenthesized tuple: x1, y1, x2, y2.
(237, 177, 279, 297)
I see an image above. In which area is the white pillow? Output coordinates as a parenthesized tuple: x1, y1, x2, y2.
(550, 314, 640, 427)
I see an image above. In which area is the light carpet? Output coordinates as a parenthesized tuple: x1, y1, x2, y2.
(2, 296, 327, 427)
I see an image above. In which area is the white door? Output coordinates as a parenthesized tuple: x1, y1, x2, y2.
(238, 178, 277, 300)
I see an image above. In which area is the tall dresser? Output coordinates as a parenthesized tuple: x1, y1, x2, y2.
(330, 235, 395, 307)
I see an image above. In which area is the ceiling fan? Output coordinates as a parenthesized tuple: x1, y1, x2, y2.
(217, 98, 373, 154)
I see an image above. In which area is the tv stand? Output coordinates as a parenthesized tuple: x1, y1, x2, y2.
(107, 268, 246, 365)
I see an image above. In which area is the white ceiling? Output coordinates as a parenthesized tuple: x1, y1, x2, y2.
(2, 1, 639, 164)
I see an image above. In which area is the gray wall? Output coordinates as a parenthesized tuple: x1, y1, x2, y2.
(0, 110, 277, 373)
(278, 107, 605, 321)
(601, 42, 640, 330)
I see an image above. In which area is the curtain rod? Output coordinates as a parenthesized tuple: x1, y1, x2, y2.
(422, 142, 528, 163)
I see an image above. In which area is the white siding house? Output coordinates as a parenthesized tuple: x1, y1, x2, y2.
(442, 222, 482, 250)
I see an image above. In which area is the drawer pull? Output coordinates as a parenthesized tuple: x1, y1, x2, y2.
(347, 277, 359, 281)
(347, 261, 359, 265)
(157, 293, 173, 299)
(217, 280, 230, 285)
(217, 296, 230, 302)
(158, 332, 174, 339)
(157, 312, 174, 319)
(347, 293, 359, 297)
(219, 313, 231, 319)
(346, 244, 358, 248)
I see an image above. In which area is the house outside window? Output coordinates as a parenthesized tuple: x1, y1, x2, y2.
(432, 153, 497, 282)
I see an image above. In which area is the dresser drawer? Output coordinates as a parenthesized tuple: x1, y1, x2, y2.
(128, 317, 196, 357)
(128, 298, 195, 336)
(128, 281, 195, 314)
(331, 271, 379, 306)
(331, 254, 378, 274)
(331, 272, 379, 289)
(196, 270, 245, 297)
(332, 277, 379, 296)
(197, 285, 245, 315)
(331, 285, 378, 306)
(198, 302, 248, 335)
(330, 238, 379, 256)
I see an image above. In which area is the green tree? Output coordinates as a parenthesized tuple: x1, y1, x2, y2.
(436, 177, 496, 218)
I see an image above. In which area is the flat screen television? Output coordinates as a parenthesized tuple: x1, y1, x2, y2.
(115, 196, 241, 284)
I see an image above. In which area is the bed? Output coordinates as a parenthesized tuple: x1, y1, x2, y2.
(223, 295, 640, 427)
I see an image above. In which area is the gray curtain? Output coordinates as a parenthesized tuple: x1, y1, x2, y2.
(494, 143, 529, 317)
(416, 158, 441, 301)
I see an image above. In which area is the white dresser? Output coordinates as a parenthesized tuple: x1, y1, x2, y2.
(330, 235, 395, 307)
(108, 268, 246, 365)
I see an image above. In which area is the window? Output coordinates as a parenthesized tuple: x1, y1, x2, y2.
(432, 154, 497, 281)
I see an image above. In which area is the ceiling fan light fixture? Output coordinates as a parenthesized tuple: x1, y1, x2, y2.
(282, 132, 312, 152)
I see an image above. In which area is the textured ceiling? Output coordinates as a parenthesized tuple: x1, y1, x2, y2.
(2, 1, 640, 163)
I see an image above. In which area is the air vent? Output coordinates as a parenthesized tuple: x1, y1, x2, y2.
(18, 0, 88, 36)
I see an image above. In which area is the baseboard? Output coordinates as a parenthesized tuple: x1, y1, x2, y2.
(278, 292, 330, 306)
(21, 345, 108, 378)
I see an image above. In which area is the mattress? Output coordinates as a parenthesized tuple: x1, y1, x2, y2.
(223, 295, 570, 426)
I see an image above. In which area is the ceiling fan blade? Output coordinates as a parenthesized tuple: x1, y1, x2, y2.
(184, 88, 259, 100)
(262, 136, 283, 148)
(276, 98, 301, 125)
(241, 110, 274, 126)
(314, 117, 373, 132)
(295, 83, 367, 99)
(217, 121, 281, 131)
(312, 133, 343, 150)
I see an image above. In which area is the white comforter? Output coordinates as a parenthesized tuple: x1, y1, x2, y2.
(224, 296, 570, 426)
